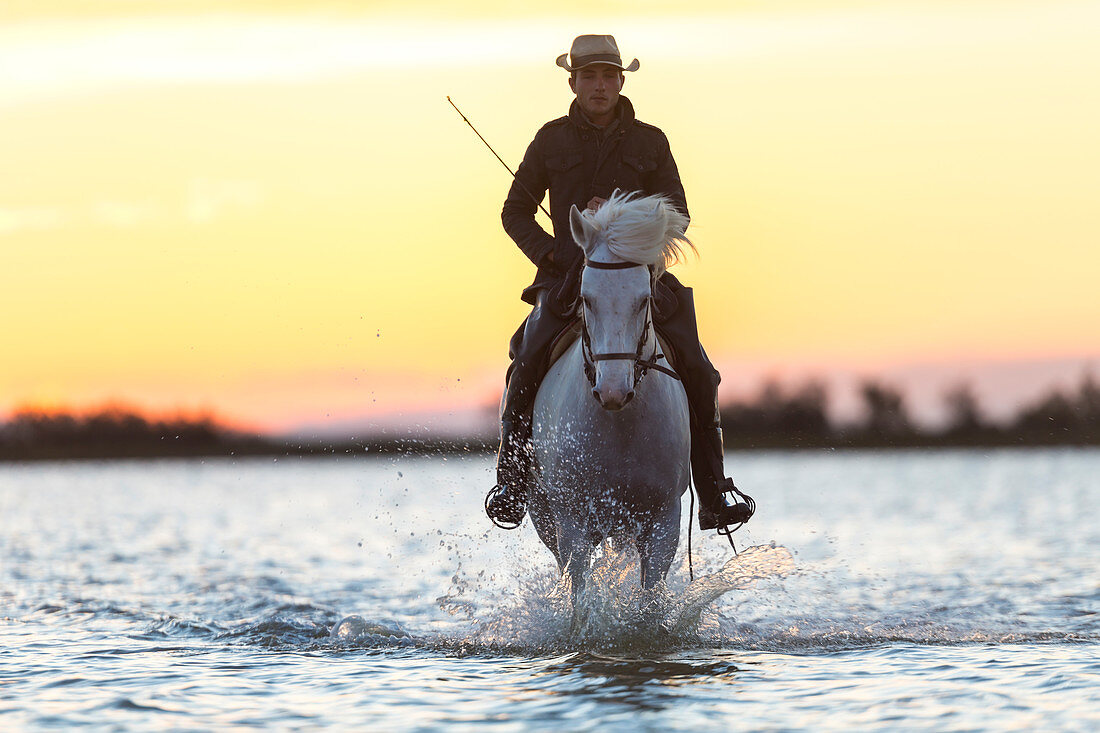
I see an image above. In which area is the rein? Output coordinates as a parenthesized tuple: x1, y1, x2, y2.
(581, 259, 681, 387)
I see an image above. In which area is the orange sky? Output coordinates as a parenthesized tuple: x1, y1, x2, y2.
(2, 0, 1098, 432)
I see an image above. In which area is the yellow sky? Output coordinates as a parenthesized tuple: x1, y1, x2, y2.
(2, 0, 1098, 430)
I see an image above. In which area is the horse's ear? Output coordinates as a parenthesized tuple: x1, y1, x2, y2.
(569, 204, 591, 253)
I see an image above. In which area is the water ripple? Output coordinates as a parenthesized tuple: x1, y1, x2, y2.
(1, 451, 1097, 729)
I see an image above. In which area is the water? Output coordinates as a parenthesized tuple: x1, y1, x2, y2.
(1, 449, 1097, 729)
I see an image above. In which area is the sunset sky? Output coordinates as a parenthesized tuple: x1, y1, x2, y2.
(2, 0, 1098, 433)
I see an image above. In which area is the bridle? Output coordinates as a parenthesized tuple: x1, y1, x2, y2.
(580, 259, 681, 389)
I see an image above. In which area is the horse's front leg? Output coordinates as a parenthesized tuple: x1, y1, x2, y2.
(556, 518, 592, 635)
(638, 503, 680, 591)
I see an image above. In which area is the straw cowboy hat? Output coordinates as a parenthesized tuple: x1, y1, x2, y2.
(555, 35, 640, 73)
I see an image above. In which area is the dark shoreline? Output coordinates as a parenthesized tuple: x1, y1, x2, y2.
(3, 435, 1099, 464)
(3, 370, 1096, 462)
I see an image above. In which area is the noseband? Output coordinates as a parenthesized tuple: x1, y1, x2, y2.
(580, 259, 681, 388)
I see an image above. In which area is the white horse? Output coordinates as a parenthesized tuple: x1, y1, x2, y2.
(528, 191, 694, 618)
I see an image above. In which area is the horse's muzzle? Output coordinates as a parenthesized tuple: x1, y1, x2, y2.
(592, 386, 635, 411)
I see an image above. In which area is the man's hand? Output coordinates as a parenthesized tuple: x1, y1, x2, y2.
(587, 196, 607, 211)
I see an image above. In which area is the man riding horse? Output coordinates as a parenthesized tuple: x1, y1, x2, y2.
(486, 34, 754, 538)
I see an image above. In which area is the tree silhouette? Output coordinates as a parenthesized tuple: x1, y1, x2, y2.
(1077, 371, 1100, 441)
(858, 380, 913, 442)
(1010, 370, 1100, 445)
(720, 379, 831, 448)
(0, 406, 272, 460)
(943, 382, 985, 433)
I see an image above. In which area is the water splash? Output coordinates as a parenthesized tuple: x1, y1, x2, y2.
(666, 544, 796, 635)
(446, 541, 796, 653)
(330, 615, 415, 646)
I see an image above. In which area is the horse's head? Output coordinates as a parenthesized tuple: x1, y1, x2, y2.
(569, 191, 692, 411)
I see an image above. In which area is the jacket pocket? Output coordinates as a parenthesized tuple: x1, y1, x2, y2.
(617, 153, 658, 193)
(546, 151, 584, 172)
(622, 154, 658, 173)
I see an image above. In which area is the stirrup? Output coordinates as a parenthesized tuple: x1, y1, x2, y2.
(484, 484, 523, 530)
(709, 480, 756, 542)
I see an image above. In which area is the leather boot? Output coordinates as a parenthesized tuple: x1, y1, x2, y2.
(485, 289, 571, 529)
(692, 422, 755, 531)
(485, 415, 532, 529)
(649, 274, 755, 533)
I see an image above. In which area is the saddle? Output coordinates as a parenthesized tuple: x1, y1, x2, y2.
(546, 319, 581, 368)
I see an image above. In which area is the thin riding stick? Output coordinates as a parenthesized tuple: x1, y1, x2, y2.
(447, 96, 552, 223)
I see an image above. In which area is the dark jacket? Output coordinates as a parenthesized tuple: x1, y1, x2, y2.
(502, 95, 689, 305)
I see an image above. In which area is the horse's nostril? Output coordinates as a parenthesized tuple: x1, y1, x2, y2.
(592, 388, 632, 411)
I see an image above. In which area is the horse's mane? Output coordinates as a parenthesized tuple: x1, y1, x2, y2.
(582, 190, 694, 274)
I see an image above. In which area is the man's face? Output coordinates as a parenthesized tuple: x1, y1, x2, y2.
(569, 64, 624, 122)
